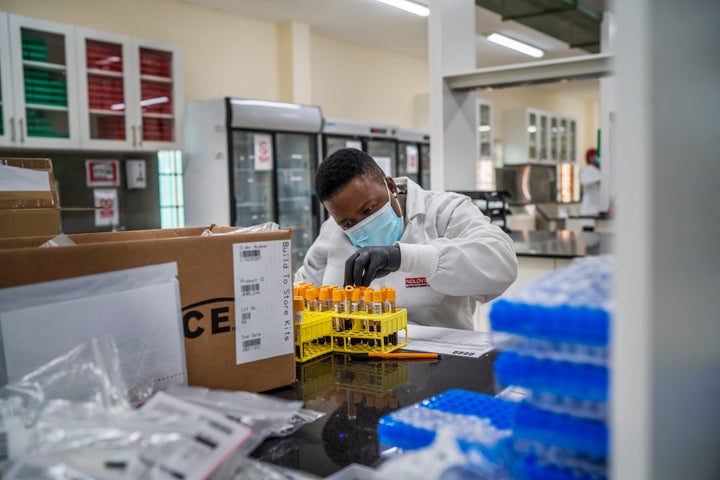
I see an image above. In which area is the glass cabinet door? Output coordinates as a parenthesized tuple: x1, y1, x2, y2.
(0, 14, 13, 146)
(478, 102, 492, 159)
(231, 130, 275, 229)
(8, 15, 79, 148)
(136, 40, 181, 149)
(550, 117, 559, 162)
(76, 28, 133, 149)
(559, 118, 568, 162)
(539, 114, 549, 162)
(527, 111, 538, 161)
(569, 120, 577, 163)
(276, 132, 318, 270)
(367, 139, 396, 176)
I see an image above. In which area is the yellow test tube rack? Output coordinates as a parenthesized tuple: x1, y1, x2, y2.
(293, 284, 408, 363)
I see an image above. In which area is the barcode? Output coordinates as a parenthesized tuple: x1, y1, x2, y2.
(241, 312, 251, 324)
(0, 431, 7, 462)
(241, 249, 261, 261)
(242, 338, 261, 351)
(240, 283, 260, 296)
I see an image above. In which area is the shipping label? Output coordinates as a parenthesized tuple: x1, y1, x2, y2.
(233, 239, 293, 364)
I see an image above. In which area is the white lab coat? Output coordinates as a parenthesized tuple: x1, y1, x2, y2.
(295, 178, 518, 330)
(580, 164, 601, 228)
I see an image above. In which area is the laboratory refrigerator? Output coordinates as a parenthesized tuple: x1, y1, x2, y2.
(322, 117, 399, 177)
(183, 98, 324, 270)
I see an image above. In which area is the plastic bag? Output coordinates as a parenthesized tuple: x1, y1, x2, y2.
(39, 233, 77, 248)
(165, 385, 324, 437)
(201, 222, 280, 236)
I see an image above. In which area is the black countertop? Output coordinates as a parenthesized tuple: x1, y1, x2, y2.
(254, 352, 498, 478)
(510, 229, 612, 258)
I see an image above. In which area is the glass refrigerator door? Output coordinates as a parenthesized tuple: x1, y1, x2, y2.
(276, 132, 318, 270)
(397, 142, 420, 184)
(420, 143, 431, 188)
(325, 135, 362, 158)
(231, 130, 275, 228)
(367, 139, 396, 176)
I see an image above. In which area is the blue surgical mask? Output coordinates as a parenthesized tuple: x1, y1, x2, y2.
(345, 186, 403, 248)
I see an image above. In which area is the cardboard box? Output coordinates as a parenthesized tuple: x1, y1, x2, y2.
(0, 226, 296, 392)
(0, 157, 61, 238)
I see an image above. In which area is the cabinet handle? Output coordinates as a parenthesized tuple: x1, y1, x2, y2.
(131, 125, 137, 147)
(19, 118, 24, 143)
(9, 117, 16, 143)
(137, 125, 143, 147)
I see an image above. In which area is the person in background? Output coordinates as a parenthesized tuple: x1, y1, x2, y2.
(580, 148, 601, 232)
(295, 148, 518, 330)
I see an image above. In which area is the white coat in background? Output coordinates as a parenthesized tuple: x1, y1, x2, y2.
(295, 178, 518, 330)
(580, 163, 602, 229)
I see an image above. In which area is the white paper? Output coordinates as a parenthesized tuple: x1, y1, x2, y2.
(345, 140, 362, 150)
(0, 164, 51, 191)
(405, 145, 419, 174)
(401, 324, 509, 358)
(0, 263, 187, 391)
(233, 239, 293, 364)
(94, 188, 119, 227)
(253, 133, 273, 171)
(373, 156, 393, 176)
(141, 392, 253, 480)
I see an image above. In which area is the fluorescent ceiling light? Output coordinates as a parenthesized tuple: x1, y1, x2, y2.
(487, 33, 544, 58)
(230, 99, 301, 109)
(374, 0, 429, 17)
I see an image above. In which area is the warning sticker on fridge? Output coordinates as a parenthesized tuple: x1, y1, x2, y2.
(253, 133, 273, 171)
(233, 239, 293, 364)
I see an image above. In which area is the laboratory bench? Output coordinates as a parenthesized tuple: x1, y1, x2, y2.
(510, 229, 612, 259)
(254, 351, 498, 478)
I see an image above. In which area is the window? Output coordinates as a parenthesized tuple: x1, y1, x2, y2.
(158, 150, 184, 228)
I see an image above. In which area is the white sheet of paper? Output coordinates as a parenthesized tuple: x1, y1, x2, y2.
(401, 324, 508, 358)
(0, 263, 187, 391)
(373, 156, 393, 176)
(233, 239, 294, 364)
(0, 164, 51, 191)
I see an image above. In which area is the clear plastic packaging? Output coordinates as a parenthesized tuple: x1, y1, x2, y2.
(201, 222, 280, 236)
(38, 233, 77, 248)
(165, 385, 324, 437)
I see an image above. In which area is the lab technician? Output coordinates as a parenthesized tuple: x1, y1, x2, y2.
(295, 148, 518, 330)
(580, 148, 602, 231)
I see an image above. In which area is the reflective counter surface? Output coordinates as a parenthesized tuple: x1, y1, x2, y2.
(253, 352, 498, 478)
(510, 229, 612, 258)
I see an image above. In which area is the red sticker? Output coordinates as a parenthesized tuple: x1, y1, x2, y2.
(405, 277, 428, 288)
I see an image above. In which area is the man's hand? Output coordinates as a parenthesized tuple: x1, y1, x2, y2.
(344, 246, 401, 287)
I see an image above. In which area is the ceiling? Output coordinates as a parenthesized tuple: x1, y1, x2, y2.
(183, 0, 602, 98)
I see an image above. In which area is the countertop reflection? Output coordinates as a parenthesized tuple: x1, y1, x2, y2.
(510, 229, 612, 258)
(254, 352, 497, 478)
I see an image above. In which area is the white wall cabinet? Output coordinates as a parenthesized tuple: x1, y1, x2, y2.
(504, 108, 577, 165)
(2, 14, 80, 149)
(76, 28, 183, 151)
(0, 13, 182, 151)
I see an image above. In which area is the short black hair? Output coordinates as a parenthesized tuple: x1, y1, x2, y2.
(316, 148, 386, 202)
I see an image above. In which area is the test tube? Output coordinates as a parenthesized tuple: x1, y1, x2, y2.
(332, 289, 344, 334)
(372, 290, 383, 315)
(363, 288, 374, 313)
(318, 287, 330, 312)
(343, 286, 354, 330)
(293, 296, 304, 358)
(384, 287, 396, 313)
(305, 287, 318, 312)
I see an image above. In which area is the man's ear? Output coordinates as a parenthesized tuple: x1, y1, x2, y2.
(385, 176, 398, 195)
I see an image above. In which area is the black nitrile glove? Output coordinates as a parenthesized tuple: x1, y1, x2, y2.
(344, 246, 401, 287)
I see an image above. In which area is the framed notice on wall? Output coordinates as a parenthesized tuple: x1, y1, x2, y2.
(86, 160, 120, 187)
